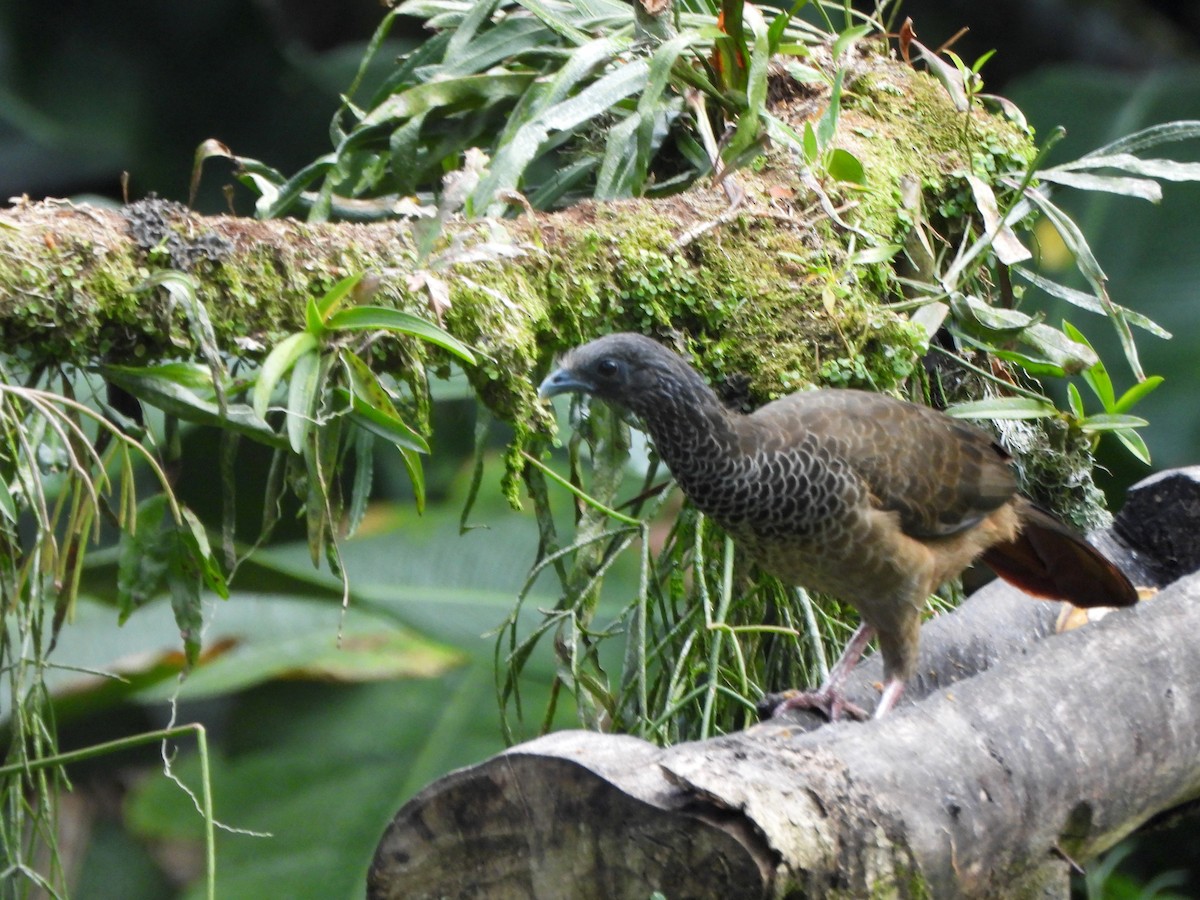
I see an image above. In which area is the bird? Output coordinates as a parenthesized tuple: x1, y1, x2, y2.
(537, 332, 1137, 720)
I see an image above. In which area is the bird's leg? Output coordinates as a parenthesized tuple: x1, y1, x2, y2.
(769, 623, 877, 722)
(873, 677, 905, 719)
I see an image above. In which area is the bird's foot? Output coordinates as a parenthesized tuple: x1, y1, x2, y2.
(760, 688, 870, 723)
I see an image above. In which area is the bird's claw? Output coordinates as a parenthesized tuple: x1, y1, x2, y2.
(762, 688, 870, 723)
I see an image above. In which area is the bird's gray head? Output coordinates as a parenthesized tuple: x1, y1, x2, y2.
(537, 333, 708, 417)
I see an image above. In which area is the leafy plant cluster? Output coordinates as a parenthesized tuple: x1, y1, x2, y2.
(219, 0, 873, 221)
(0, 269, 470, 895)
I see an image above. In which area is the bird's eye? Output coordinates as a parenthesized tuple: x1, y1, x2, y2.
(596, 358, 620, 379)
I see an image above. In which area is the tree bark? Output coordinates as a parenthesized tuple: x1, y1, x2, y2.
(368, 469, 1200, 899)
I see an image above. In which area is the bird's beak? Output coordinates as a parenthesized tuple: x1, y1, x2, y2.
(537, 367, 591, 400)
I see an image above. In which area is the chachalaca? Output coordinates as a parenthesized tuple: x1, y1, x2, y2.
(538, 333, 1137, 720)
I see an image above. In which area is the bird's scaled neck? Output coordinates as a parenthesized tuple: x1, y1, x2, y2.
(631, 368, 742, 477)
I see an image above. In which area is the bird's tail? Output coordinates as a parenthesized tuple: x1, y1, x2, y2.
(982, 500, 1137, 608)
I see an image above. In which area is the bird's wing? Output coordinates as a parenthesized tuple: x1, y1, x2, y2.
(752, 389, 1017, 539)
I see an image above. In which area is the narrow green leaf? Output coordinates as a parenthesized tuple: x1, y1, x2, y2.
(346, 428, 375, 538)
(1083, 120, 1200, 161)
(831, 23, 871, 61)
(815, 68, 843, 151)
(945, 397, 1058, 420)
(325, 306, 476, 364)
(441, 17, 550, 78)
(178, 506, 228, 600)
(362, 73, 535, 127)
(1012, 267, 1170, 338)
(802, 120, 819, 164)
(399, 446, 426, 514)
(596, 113, 641, 199)
(472, 59, 650, 210)
(0, 477, 15, 524)
(1062, 321, 1115, 410)
(444, 0, 505, 64)
(342, 392, 430, 454)
(1067, 382, 1085, 418)
(768, 0, 808, 53)
(287, 349, 322, 454)
(1021, 322, 1098, 374)
(103, 365, 287, 449)
(340, 352, 430, 453)
(1036, 169, 1162, 202)
(314, 272, 367, 328)
(1114, 428, 1152, 465)
(253, 331, 319, 420)
(512, 0, 591, 45)
(1024, 190, 1143, 379)
(1113, 375, 1164, 414)
(257, 155, 336, 219)
(1078, 413, 1149, 433)
(1074, 150, 1200, 181)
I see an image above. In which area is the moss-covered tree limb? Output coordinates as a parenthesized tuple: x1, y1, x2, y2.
(0, 49, 1035, 442)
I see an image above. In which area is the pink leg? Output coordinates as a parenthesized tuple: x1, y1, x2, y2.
(771, 623, 877, 722)
(873, 677, 905, 719)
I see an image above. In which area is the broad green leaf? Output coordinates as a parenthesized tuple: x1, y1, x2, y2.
(945, 397, 1058, 420)
(827, 147, 865, 185)
(953, 293, 1036, 336)
(117, 497, 225, 666)
(325, 306, 476, 364)
(117, 495, 173, 622)
(253, 331, 319, 420)
(287, 349, 322, 454)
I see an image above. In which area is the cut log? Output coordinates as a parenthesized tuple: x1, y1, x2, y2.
(369, 469, 1200, 899)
